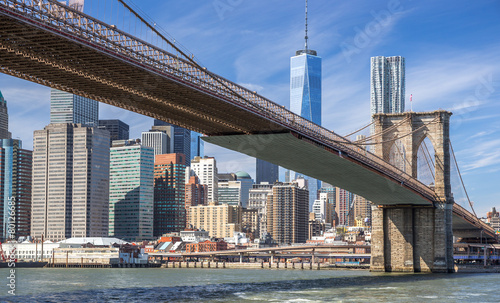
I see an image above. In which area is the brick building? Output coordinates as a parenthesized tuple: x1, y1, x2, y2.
(185, 240, 227, 253)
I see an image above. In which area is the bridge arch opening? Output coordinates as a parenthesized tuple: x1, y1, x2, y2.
(416, 136, 435, 186)
(388, 138, 406, 172)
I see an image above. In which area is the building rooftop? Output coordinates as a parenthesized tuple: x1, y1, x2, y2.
(58, 237, 129, 246)
(235, 171, 252, 179)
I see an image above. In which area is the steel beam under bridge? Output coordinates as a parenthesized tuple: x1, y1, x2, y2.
(204, 132, 432, 206)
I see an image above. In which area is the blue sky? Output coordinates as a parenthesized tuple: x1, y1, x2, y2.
(1, 0, 499, 215)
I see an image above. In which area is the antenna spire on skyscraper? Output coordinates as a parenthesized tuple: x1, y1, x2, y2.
(305, 0, 309, 51)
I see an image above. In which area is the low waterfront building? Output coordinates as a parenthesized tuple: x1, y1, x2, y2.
(0, 237, 129, 262)
(185, 239, 228, 253)
(180, 230, 210, 243)
(52, 245, 148, 266)
(1, 241, 60, 261)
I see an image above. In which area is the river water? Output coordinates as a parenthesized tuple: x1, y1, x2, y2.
(0, 268, 499, 302)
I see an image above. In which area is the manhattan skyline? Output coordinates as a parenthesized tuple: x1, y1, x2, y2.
(0, 0, 499, 215)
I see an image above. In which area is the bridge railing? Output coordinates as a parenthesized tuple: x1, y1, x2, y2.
(1, 0, 436, 201)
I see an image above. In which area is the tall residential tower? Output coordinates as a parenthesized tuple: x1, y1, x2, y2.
(370, 56, 405, 117)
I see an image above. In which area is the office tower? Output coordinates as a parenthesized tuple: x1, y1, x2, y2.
(31, 124, 110, 241)
(189, 202, 242, 238)
(256, 159, 279, 184)
(290, 0, 322, 124)
(319, 184, 336, 204)
(185, 175, 207, 229)
(109, 141, 154, 241)
(191, 156, 218, 202)
(289, 2, 322, 210)
(312, 193, 333, 225)
(335, 188, 354, 226)
(266, 182, 308, 244)
(141, 131, 169, 155)
(150, 123, 175, 153)
(98, 120, 129, 142)
(50, 89, 99, 125)
(319, 184, 337, 223)
(154, 119, 191, 165)
(153, 153, 187, 236)
(191, 131, 204, 159)
(370, 56, 405, 117)
(218, 171, 253, 208)
(218, 172, 237, 182)
(218, 181, 241, 206)
(0, 139, 31, 240)
(353, 195, 372, 227)
(0, 91, 11, 139)
(248, 182, 273, 239)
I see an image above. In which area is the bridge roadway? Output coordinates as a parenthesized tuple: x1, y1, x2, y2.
(0, 0, 494, 240)
(149, 244, 371, 260)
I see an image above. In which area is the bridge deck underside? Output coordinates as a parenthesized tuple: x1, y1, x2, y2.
(452, 207, 496, 239)
(0, 12, 286, 135)
(205, 134, 496, 238)
(205, 133, 431, 205)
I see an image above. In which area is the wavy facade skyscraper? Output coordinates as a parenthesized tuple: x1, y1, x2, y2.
(370, 56, 405, 117)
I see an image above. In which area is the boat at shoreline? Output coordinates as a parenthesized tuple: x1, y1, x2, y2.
(0, 261, 48, 268)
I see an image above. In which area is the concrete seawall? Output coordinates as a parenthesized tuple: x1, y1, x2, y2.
(159, 261, 369, 270)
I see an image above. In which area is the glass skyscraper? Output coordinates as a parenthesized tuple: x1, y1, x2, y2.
(256, 158, 279, 184)
(153, 154, 187, 236)
(50, 88, 99, 125)
(0, 139, 32, 241)
(109, 141, 154, 241)
(289, 10, 322, 210)
(98, 119, 129, 142)
(290, 50, 322, 125)
(0, 90, 11, 139)
(191, 131, 204, 160)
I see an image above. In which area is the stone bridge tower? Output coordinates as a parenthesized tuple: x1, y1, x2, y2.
(370, 110, 454, 273)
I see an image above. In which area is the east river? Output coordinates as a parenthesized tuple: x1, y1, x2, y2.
(0, 268, 499, 302)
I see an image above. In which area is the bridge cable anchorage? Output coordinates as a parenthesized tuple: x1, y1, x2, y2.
(449, 141, 478, 219)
